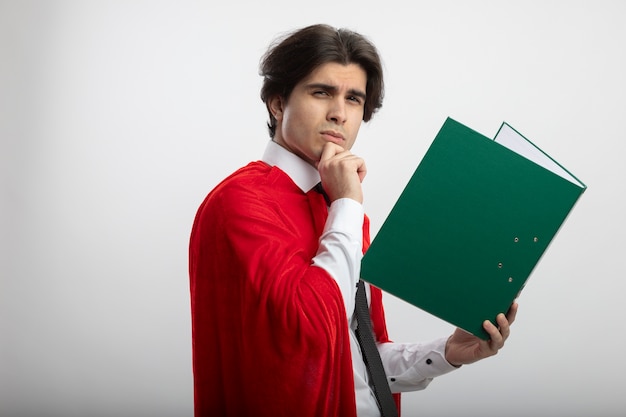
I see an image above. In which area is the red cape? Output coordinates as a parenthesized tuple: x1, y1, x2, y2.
(189, 162, 400, 416)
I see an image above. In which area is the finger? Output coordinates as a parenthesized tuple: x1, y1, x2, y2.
(318, 141, 346, 166)
(338, 154, 367, 183)
(319, 148, 365, 182)
(356, 159, 367, 183)
(482, 319, 504, 348)
(506, 301, 519, 325)
(496, 313, 511, 341)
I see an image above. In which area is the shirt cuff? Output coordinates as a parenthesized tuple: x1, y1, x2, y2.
(380, 337, 460, 393)
(325, 198, 365, 237)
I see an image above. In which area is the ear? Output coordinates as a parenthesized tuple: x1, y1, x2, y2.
(268, 95, 284, 121)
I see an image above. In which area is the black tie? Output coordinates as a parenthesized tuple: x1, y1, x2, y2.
(313, 182, 332, 206)
(355, 280, 398, 417)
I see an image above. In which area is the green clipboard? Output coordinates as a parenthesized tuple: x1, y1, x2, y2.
(360, 117, 586, 339)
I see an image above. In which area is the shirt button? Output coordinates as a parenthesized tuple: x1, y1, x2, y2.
(426, 358, 433, 365)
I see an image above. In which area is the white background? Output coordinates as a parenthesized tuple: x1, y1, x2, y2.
(2, 1, 625, 416)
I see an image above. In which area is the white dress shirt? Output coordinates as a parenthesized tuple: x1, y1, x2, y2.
(262, 140, 458, 417)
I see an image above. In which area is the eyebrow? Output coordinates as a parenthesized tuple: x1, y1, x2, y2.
(306, 83, 367, 101)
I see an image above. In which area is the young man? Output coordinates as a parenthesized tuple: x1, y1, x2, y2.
(189, 24, 518, 417)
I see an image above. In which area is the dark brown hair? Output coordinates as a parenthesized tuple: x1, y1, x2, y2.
(259, 24, 385, 138)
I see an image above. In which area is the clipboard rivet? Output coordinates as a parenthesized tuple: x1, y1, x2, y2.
(514, 237, 519, 243)
(508, 277, 514, 283)
(498, 262, 503, 268)
(534, 237, 539, 242)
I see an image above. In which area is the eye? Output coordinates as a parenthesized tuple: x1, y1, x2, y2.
(313, 90, 329, 97)
(347, 95, 363, 105)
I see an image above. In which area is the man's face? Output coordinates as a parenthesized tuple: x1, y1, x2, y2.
(270, 62, 367, 167)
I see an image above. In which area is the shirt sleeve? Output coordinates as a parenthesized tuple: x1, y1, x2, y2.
(378, 337, 460, 393)
(308, 195, 460, 398)
(311, 198, 364, 321)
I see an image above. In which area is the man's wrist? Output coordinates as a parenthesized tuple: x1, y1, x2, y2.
(444, 336, 463, 368)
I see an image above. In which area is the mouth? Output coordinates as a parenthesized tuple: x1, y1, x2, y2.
(320, 130, 345, 144)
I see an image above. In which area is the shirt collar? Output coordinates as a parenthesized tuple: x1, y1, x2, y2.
(262, 140, 320, 193)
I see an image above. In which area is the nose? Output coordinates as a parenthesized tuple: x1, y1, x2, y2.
(327, 98, 347, 125)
